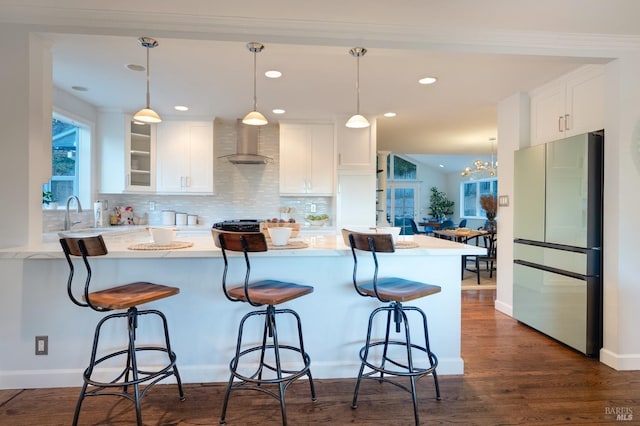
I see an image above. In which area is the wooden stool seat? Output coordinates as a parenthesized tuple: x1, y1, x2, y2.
(86, 282, 180, 310)
(227, 280, 313, 306)
(357, 278, 441, 302)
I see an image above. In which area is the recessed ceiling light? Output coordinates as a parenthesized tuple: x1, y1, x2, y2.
(418, 76, 437, 85)
(272, 109, 286, 114)
(383, 112, 397, 117)
(126, 64, 146, 72)
(265, 70, 282, 78)
(439, 164, 445, 168)
(174, 105, 189, 111)
(71, 86, 88, 92)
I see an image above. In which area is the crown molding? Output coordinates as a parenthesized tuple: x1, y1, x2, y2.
(2, 4, 640, 58)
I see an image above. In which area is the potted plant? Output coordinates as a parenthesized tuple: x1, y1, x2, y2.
(480, 195, 498, 231)
(42, 191, 58, 209)
(428, 186, 454, 221)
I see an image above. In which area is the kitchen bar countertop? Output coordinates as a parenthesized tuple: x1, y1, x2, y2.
(0, 229, 485, 259)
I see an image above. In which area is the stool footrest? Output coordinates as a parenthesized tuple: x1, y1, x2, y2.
(358, 340, 438, 378)
(229, 344, 312, 385)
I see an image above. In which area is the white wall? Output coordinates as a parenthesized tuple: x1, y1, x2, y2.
(0, 26, 52, 248)
(494, 92, 530, 316)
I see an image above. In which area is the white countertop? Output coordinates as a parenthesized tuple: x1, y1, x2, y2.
(0, 228, 485, 260)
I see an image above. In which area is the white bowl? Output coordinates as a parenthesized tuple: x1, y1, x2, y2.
(375, 226, 401, 244)
(308, 219, 328, 226)
(268, 227, 292, 246)
(149, 227, 176, 246)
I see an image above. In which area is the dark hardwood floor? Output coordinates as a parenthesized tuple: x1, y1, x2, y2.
(2, 290, 638, 425)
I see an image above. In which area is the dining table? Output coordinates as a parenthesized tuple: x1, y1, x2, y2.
(433, 228, 490, 242)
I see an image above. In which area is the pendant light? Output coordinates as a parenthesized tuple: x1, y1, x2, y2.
(242, 42, 268, 126)
(133, 37, 162, 123)
(346, 47, 370, 129)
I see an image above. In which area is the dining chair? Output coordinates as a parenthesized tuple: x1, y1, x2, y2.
(462, 232, 497, 284)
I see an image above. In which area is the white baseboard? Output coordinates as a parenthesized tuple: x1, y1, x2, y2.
(599, 348, 640, 370)
(1, 357, 465, 390)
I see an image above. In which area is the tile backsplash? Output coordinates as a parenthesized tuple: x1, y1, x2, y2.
(44, 118, 334, 232)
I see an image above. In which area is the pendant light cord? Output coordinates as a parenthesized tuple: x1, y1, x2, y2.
(355, 55, 360, 114)
(252, 50, 258, 110)
(145, 45, 151, 108)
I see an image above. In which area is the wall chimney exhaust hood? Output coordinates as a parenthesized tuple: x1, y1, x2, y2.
(219, 119, 273, 164)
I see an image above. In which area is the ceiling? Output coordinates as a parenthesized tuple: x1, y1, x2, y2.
(4, 1, 638, 172)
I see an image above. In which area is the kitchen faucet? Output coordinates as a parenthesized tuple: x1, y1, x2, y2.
(64, 195, 83, 231)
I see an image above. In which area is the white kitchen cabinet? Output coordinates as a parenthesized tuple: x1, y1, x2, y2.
(279, 122, 335, 195)
(156, 120, 214, 194)
(336, 119, 376, 170)
(530, 64, 604, 144)
(99, 112, 156, 193)
(336, 171, 377, 229)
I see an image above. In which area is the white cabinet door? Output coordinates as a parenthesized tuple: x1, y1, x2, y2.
(279, 125, 309, 194)
(530, 81, 566, 144)
(336, 172, 376, 229)
(156, 120, 214, 194)
(336, 121, 375, 170)
(308, 124, 334, 194)
(530, 65, 604, 144)
(279, 122, 334, 195)
(186, 122, 214, 193)
(565, 67, 605, 137)
(156, 121, 187, 193)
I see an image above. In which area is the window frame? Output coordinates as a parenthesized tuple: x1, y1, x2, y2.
(460, 178, 498, 219)
(43, 111, 93, 209)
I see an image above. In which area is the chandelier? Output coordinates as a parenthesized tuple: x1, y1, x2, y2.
(461, 138, 498, 177)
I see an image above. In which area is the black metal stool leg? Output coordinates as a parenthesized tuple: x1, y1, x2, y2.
(220, 306, 314, 425)
(288, 308, 316, 401)
(352, 305, 385, 409)
(414, 306, 441, 400)
(73, 307, 183, 426)
(351, 303, 440, 425)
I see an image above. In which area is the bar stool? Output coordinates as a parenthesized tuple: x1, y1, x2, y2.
(213, 230, 316, 425)
(346, 230, 441, 425)
(60, 234, 185, 426)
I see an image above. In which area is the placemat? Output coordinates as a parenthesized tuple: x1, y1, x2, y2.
(267, 241, 309, 250)
(128, 241, 194, 250)
(395, 240, 419, 249)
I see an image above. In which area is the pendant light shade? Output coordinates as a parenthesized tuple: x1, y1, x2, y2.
(346, 47, 370, 129)
(134, 37, 162, 124)
(243, 42, 268, 126)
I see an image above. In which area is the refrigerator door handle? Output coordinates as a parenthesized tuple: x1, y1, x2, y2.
(514, 259, 589, 281)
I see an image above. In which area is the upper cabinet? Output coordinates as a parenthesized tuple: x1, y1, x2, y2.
(128, 121, 155, 190)
(99, 112, 156, 193)
(156, 120, 214, 194)
(530, 65, 605, 144)
(279, 122, 335, 196)
(336, 120, 376, 170)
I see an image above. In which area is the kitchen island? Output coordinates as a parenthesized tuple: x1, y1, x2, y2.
(0, 229, 484, 389)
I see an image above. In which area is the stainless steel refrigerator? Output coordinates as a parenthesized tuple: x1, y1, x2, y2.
(513, 130, 603, 357)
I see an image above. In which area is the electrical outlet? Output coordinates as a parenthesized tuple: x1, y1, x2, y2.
(310, 203, 317, 213)
(149, 201, 156, 211)
(35, 336, 48, 355)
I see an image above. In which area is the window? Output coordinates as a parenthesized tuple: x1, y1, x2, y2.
(387, 155, 417, 180)
(43, 114, 91, 208)
(384, 154, 420, 234)
(460, 178, 498, 218)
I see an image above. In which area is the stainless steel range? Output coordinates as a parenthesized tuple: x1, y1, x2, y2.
(212, 219, 261, 232)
